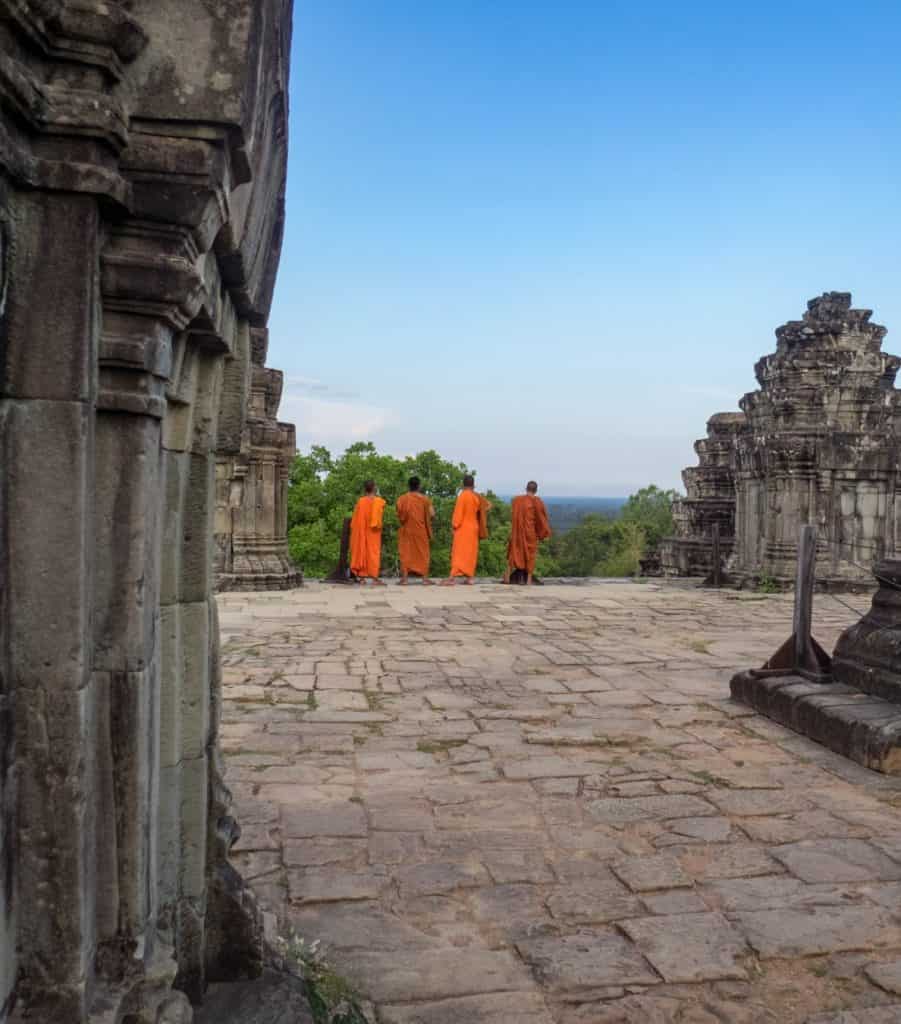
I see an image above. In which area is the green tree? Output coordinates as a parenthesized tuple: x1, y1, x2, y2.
(287, 444, 511, 578)
(545, 485, 678, 577)
(619, 485, 679, 549)
(287, 450, 674, 582)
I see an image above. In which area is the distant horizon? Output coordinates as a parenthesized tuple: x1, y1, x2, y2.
(496, 493, 629, 501)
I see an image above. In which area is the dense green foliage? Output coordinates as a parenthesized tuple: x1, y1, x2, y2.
(287, 444, 677, 579)
(542, 485, 679, 576)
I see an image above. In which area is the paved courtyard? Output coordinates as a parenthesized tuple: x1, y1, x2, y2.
(218, 581, 901, 1023)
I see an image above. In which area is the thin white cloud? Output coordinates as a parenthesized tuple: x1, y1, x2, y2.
(283, 375, 360, 400)
(279, 392, 398, 448)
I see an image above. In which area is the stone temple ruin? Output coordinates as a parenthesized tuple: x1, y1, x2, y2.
(732, 556, 901, 774)
(659, 412, 745, 578)
(0, 1, 297, 1020)
(214, 327, 301, 592)
(661, 293, 901, 587)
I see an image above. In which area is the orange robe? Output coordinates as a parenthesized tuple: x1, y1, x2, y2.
(508, 495, 552, 573)
(396, 492, 433, 576)
(350, 495, 386, 578)
(450, 489, 482, 577)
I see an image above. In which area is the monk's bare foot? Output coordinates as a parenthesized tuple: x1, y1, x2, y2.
(439, 579, 455, 587)
(464, 578, 474, 585)
(398, 579, 407, 586)
(373, 578, 385, 586)
(422, 578, 434, 586)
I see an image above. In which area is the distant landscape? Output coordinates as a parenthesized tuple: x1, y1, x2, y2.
(504, 496, 627, 533)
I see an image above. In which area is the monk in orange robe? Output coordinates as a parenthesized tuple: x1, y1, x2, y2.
(442, 474, 489, 585)
(396, 475, 435, 584)
(350, 479, 386, 584)
(505, 481, 552, 585)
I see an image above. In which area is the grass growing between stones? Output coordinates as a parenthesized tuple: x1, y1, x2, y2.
(362, 689, 384, 711)
(275, 932, 370, 1024)
(416, 738, 467, 755)
(685, 637, 712, 655)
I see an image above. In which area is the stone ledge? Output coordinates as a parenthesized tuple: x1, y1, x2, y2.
(730, 671, 901, 774)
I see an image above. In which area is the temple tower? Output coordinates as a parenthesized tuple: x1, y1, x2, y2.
(731, 293, 900, 587)
(215, 329, 302, 591)
(660, 412, 744, 577)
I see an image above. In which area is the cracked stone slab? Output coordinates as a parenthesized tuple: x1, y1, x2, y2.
(806, 1009, 901, 1023)
(734, 903, 901, 957)
(611, 854, 693, 892)
(282, 802, 368, 838)
(545, 878, 645, 924)
(341, 949, 531, 1003)
(378, 992, 555, 1024)
(770, 839, 901, 883)
(587, 794, 717, 824)
(619, 912, 749, 982)
(517, 929, 658, 993)
(864, 960, 901, 996)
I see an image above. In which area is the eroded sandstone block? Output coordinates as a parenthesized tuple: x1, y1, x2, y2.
(731, 292, 900, 586)
(659, 412, 745, 577)
(215, 328, 302, 592)
(0, 1, 296, 1020)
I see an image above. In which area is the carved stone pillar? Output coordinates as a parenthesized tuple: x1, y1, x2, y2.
(660, 412, 744, 576)
(730, 293, 900, 587)
(0, 1, 294, 1021)
(215, 329, 301, 591)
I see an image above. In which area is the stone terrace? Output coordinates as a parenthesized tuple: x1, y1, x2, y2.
(218, 582, 901, 1024)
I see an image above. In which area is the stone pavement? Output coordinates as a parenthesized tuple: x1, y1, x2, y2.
(217, 581, 901, 1023)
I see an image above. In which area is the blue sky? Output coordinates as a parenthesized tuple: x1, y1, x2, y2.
(268, 1, 901, 496)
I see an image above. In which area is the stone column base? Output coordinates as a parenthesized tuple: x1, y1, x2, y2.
(730, 671, 901, 774)
(217, 541, 302, 592)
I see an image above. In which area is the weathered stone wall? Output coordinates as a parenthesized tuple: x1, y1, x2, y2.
(214, 329, 302, 591)
(731, 293, 900, 586)
(659, 412, 745, 577)
(0, 2, 293, 1021)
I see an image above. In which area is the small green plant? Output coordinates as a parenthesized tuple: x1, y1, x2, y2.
(362, 689, 383, 712)
(689, 769, 733, 787)
(686, 638, 712, 655)
(275, 931, 369, 1024)
(306, 692, 319, 711)
(416, 738, 467, 755)
(757, 574, 779, 594)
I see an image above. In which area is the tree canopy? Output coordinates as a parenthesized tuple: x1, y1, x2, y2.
(287, 444, 677, 579)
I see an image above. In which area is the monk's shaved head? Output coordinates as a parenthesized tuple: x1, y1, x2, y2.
(363, 479, 376, 494)
(408, 476, 421, 491)
(462, 474, 475, 489)
(526, 481, 538, 494)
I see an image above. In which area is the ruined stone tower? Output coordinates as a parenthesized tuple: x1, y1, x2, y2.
(730, 292, 900, 586)
(0, 2, 294, 1020)
(659, 412, 745, 577)
(214, 328, 302, 591)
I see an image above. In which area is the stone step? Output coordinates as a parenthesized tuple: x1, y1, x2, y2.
(730, 672, 901, 774)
